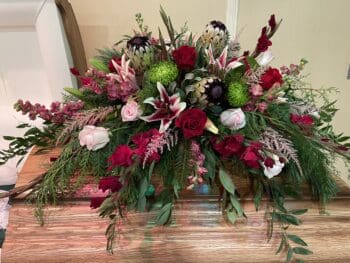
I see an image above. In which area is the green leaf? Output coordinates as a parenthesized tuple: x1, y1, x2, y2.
(272, 212, 300, 225)
(286, 248, 293, 263)
(276, 238, 286, 254)
(254, 181, 263, 211)
(3, 136, 15, 141)
(89, 58, 109, 72)
(287, 234, 308, 246)
(230, 194, 243, 217)
(148, 161, 155, 181)
(219, 168, 235, 195)
(156, 202, 172, 226)
(293, 247, 313, 255)
(64, 87, 85, 100)
(137, 177, 149, 212)
(227, 211, 237, 224)
(295, 259, 305, 263)
(16, 123, 30, 129)
(289, 209, 308, 215)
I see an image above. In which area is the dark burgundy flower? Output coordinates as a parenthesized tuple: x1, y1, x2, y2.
(256, 27, 272, 53)
(98, 176, 123, 193)
(240, 142, 263, 169)
(212, 134, 245, 158)
(264, 157, 275, 168)
(260, 67, 283, 90)
(269, 15, 276, 31)
(175, 109, 207, 139)
(108, 145, 134, 169)
(172, 45, 197, 70)
(90, 196, 106, 209)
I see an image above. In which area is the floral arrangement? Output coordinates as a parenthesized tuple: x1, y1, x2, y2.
(1, 8, 350, 262)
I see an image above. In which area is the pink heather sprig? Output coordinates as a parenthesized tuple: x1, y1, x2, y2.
(187, 140, 208, 189)
(15, 100, 84, 124)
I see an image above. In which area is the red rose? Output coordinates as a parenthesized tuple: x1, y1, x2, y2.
(240, 142, 263, 169)
(175, 109, 207, 138)
(256, 27, 272, 53)
(108, 145, 134, 169)
(260, 67, 283, 90)
(290, 114, 314, 126)
(98, 176, 123, 193)
(212, 134, 245, 158)
(172, 45, 197, 70)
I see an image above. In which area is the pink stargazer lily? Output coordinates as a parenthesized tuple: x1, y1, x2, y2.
(205, 45, 243, 72)
(109, 54, 138, 86)
(141, 82, 186, 133)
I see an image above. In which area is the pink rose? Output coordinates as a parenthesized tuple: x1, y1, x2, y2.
(121, 100, 142, 122)
(220, 108, 246, 130)
(79, 125, 110, 151)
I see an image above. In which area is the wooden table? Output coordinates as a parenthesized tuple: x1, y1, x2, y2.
(2, 150, 350, 263)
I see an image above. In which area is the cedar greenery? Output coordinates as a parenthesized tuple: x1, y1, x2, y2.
(0, 7, 349, 262)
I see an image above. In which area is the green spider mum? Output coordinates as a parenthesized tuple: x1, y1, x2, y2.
(227, 82, 250, 107)
(148, 61, 179, 86)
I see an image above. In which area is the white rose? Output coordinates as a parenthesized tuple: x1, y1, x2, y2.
(220, 108, 246, 130)
(121, 100, 142, 122)
(263, 155, 285, 179)
(79, 125, 110, 151)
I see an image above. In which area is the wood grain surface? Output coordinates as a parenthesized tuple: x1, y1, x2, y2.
(3, 198, 350, 263)
(3, 149, 350, 262)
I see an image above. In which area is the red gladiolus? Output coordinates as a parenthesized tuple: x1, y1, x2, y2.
(175, 109, 207, 139)
(240, 142, 263, 169)
(90, 196, 106, 209)
(70, 67, 80, 76)
(172, 45, 197, 70)
(290, 114, 314, 126)
(256, 27, 272, 53)
(260, 67, 283, 90)
(98, 176, 123, 193)
(269, 15, 276, 31)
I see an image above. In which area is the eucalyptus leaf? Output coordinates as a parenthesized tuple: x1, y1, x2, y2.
(227, 211, 237, 224)
(219, 168, 235, 195)
(156, 202, 172, 226)
(286, 248, 293, 263)
(276, 238, 285, 254)
(230, 194, 243, 217)
(287, 234, 307, 246)
(293, 247, 313, 255)
(289, 209, 308, 215)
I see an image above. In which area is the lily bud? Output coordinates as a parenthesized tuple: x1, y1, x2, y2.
(205, 118, 219, 134)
